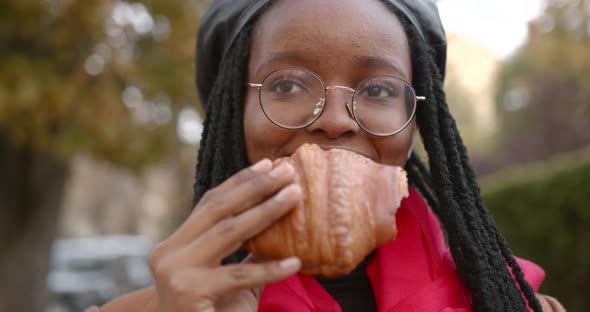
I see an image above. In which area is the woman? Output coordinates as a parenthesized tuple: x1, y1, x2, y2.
(88, 0, 565, 311)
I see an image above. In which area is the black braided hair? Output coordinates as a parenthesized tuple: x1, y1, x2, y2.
(192, 1, 543, 311)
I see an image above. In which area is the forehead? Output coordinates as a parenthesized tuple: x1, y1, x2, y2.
(249, 0, 411, 81)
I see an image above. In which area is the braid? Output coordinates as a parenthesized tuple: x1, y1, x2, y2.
(193, 0, 542, 310)
(405, 153, 438, 209)
(391, 5, 543, 311)
(192, 3, 276, 264)
(193, 26, 255, 205)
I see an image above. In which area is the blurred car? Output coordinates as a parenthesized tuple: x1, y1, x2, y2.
(46, 235, 153, 312)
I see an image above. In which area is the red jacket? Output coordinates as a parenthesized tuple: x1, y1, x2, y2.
(89, 188, 563, 312)
(258, 188, 544, 311)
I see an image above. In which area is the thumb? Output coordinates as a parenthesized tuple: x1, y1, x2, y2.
(240, 253, 299, 301)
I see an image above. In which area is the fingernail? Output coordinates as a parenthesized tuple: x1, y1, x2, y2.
(251, 159, 271, 172)
(270, 163, 293, 178)
(280, 257, 301, 270)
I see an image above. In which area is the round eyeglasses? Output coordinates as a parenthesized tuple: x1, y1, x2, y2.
(246, 67, 426, 137)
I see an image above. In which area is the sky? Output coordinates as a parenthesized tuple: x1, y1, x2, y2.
(437, 0, 546, 59)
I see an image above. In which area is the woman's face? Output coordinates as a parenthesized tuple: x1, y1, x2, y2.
(244, 0, 415, 166)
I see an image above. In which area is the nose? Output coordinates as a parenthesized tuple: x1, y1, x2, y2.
(305, 88, 359, 138)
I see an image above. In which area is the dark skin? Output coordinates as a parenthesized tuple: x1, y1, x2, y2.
(143, 0, 563, 311)
(148, 1, 414, 310)
(244, 0, 415, 166)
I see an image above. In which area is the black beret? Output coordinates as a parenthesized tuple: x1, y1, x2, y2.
(196, 0, 447, 110)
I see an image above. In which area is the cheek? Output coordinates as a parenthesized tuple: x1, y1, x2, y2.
(372, 121, 416, 167)
(243, 92, 295, 163)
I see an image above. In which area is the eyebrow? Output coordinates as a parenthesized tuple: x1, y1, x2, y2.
(256, 51, 319, 77)
(354, 55, 408, 79)
(256, 52, 409, 79)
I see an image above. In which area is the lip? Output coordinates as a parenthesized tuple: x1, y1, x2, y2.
(281, 144, 375, 161)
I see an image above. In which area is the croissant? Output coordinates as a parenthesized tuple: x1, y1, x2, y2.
(245, 143, 409, 277)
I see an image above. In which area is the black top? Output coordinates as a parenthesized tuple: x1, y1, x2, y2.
(314, 252, 378, 312)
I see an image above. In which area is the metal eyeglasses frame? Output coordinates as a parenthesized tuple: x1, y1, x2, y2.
(246, 66, 426, 137)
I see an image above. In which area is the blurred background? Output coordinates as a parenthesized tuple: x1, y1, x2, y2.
(0, 0, 588, 311)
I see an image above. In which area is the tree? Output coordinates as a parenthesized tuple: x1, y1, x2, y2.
(492, 0, 590, 171)
(0, 1, 209, 310)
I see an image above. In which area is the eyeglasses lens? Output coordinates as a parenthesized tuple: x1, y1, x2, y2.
(259, 68, 416, 136)
(353, 76, 415, 136)
(260, 68, 325, 129)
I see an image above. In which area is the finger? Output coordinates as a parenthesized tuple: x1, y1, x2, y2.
(160, 160, 282, 250)
(536, 294, 566, 312)
(241, 253, 273, 264)
(205, 163, 297, 222)
(241, 253, 256, 264)
(176, 257, 301, 300)
(170, 162, 296, 250)
(180, 183, 302, 266)
(200, 183, 302, 264)
(204, 158, 273, 201)
(150, 160, 273, 267)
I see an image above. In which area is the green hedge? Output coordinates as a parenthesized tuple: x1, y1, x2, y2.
(482, 147, 590, 312)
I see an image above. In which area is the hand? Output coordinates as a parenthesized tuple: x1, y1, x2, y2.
(148, 159, 303, 312)
(537, 294, 566, 312)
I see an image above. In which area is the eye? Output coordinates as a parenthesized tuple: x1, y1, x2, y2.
(360, 83, 397, 98)
(271, 79, 306, 94)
